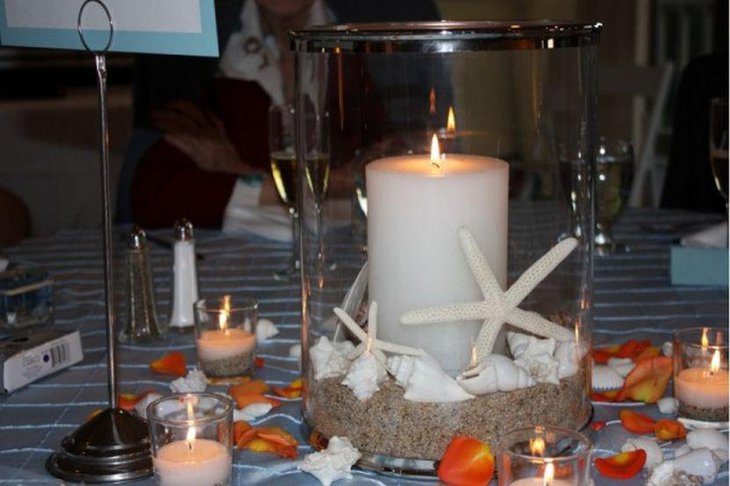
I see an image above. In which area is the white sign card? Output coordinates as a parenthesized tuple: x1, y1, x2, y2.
(0, 0, 218, 56)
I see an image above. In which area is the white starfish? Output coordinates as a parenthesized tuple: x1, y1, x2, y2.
(401, 228, 576, 360)
(333, 302, 424, 366)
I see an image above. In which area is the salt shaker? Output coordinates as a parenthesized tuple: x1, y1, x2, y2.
(119, 226, 164, 343)
(168, 219, 199, 332)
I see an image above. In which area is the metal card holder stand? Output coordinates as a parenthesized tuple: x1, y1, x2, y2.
(46, 1, 152, 482)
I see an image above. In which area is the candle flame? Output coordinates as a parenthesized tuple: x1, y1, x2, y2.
(710, 349, 721, 375)
(446, 106, 456, 133)
(430, 134, 441, 169)
(185, 400, 196, 449)
(702, 328, 709, 349)
(429, 87, 436, 115)
(530, 437, 546, 456)
(218, 295, 231, 332)
(543, 462, 555, 486)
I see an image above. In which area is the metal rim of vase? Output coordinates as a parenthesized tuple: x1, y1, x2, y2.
(289, 20, 602, 53)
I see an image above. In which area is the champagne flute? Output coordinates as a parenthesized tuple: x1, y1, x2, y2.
(268, 104, 300, 281)
(594, 138, 634, 255)
(709, 97, 728, 209)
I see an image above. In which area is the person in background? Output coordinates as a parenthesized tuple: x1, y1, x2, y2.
(127, 0, 440, 228)
(0, 187, 31, 248)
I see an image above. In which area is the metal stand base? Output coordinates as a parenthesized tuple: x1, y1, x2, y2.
(46, 408, 152, 483)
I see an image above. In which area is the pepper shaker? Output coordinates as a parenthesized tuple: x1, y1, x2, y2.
(119, 226, 164, 343)
(168, 219, 199, 332)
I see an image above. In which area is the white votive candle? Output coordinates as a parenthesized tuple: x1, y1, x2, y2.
(674, 367, 729, 409)
(154, 438, 231, 486)
(196, 328, 256, 362)
(366, 151, 509, 375)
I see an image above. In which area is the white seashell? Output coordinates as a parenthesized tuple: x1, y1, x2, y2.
(456, 361, 499, 395)
(289, 344, 302, 359)
(554, 341, 579, 378)
(662, 341, 673, 357)
(389, 354, 474, 402)
(234, 403, 272, 421)
(134, 392, 164, 419)
(341, 351, 385, 401)
(591, 364, 624, 391)
(514, 353, 560, 385)
(607, 357, 635, 378)
(712, 448, 729, 465)
(299, 436, 361, 486)
(256, 318, 279, 341)
(673, 448, 720, 483)
(657, 397, 679, 414)
(170, 368, 208, 393)
(686, 429, 729, 453)
(646, 461, 704, 486)
(621, 437, 664, 470)
(674, 444, 692, 458)
(309, 336, 353, 380)
(507, 332, 556, 360)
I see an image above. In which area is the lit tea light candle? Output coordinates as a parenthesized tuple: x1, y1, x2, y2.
(196, 296, 256, 378)
(675, 347, 729, 410)
(153, 404, 232, 486)
(367, 134, 509, 375)
(509, 461, 571, 486)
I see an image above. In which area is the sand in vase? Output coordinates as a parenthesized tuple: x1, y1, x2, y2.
(678, 402, 729, 423)
(200, 352, 254, 379)
(306, 362, 589, 460)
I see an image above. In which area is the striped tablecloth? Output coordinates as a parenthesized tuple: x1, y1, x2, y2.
(0, 208, 727, 485)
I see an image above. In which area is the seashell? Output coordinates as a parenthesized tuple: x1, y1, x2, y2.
(662, 341, 673, 357)
(514, 353, 560, 385)
(309, 336, 353, 380)
(607, 357, 635, 378)
(591, 364, 624, 391)
(234, 403, 272, 422)
(674, 444, 692, 458)
(170, 368, 208, 393)
(686, 429, 729, 453)
(459, 354, 535, 394)
(341, 351, 385, 401)
(657, 397, 679, 414)
(256, 318, 279, 341)
(673, 448, 720, 483)
(388, 354, 474, 402)
(621, 437, 664, 470)
(456, 361, 498, 395)
(554, 341, 579, 378)
(646, 461, 703, 486)
(712, 448, 729, 465)
(289, 344, 302, 359)
(134, 392, 163, 419)
(507, 332, 556, 360)
(299, 436, 361, 486)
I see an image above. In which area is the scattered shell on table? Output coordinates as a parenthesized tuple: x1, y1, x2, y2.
(621, 437, 664, 470)
(591, 364, 624, 391)
(607, 357, 635, 377)
(341, 351, 385, 401)
(170, 368, 208, 393)
(686, 429, 729, 454)
(662, 341, 673, 357)
(674, 444, 692, 458)
(299, 436, 361, 486)
(134, 392, 163, 419)
(673, 448, 721, 483)
(388, 354, 474, 402)
(256, 318, 279, 341)
(657, 397, 679, 414)
(647, 461, 703, 486)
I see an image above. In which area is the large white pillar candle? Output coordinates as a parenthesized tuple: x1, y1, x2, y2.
(366, 149, 509, 375)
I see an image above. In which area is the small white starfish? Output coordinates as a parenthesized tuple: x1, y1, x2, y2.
(333, 302, 424, 366)
(401, 228, 576, 360)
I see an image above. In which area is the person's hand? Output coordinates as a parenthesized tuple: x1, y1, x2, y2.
(151, 100, 252, 175)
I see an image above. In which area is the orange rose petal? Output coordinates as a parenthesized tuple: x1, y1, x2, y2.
(149, 351, 187, 377)
(271, 378, 303, 399)
(437, 435, 495, 486)
(595, 450, 646, 480)
(232, 393, 281, 410)
(591, 389, 623, 402)
(233, 420, 253, 443)
(633, 346, 660, 362)
(254, 357, 265, 368)
(654, 419, 687, 441)
(308, 430, 329, 450)
(241, 437, 298, 459)
(620, 409, 656, 434)
(229, 379, 270, 397)
(255, 427, 298, 447)
(117, 390, 156, 411)
(618, 356, 672, 403)
(236, 428, 260, 449)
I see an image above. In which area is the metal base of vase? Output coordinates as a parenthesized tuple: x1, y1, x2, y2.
(46, 408, 152, 483)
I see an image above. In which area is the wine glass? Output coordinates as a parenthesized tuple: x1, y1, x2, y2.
(594, 138, 634, 255)
(709, 97, 728, 209)
(268, 103, 299, 281)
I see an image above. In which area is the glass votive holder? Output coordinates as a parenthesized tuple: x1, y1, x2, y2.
(673, 327, 729, 428)
(497, 425, 592, 486)
(194, 296, 257, 384)
(147, 392, 233, 486)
